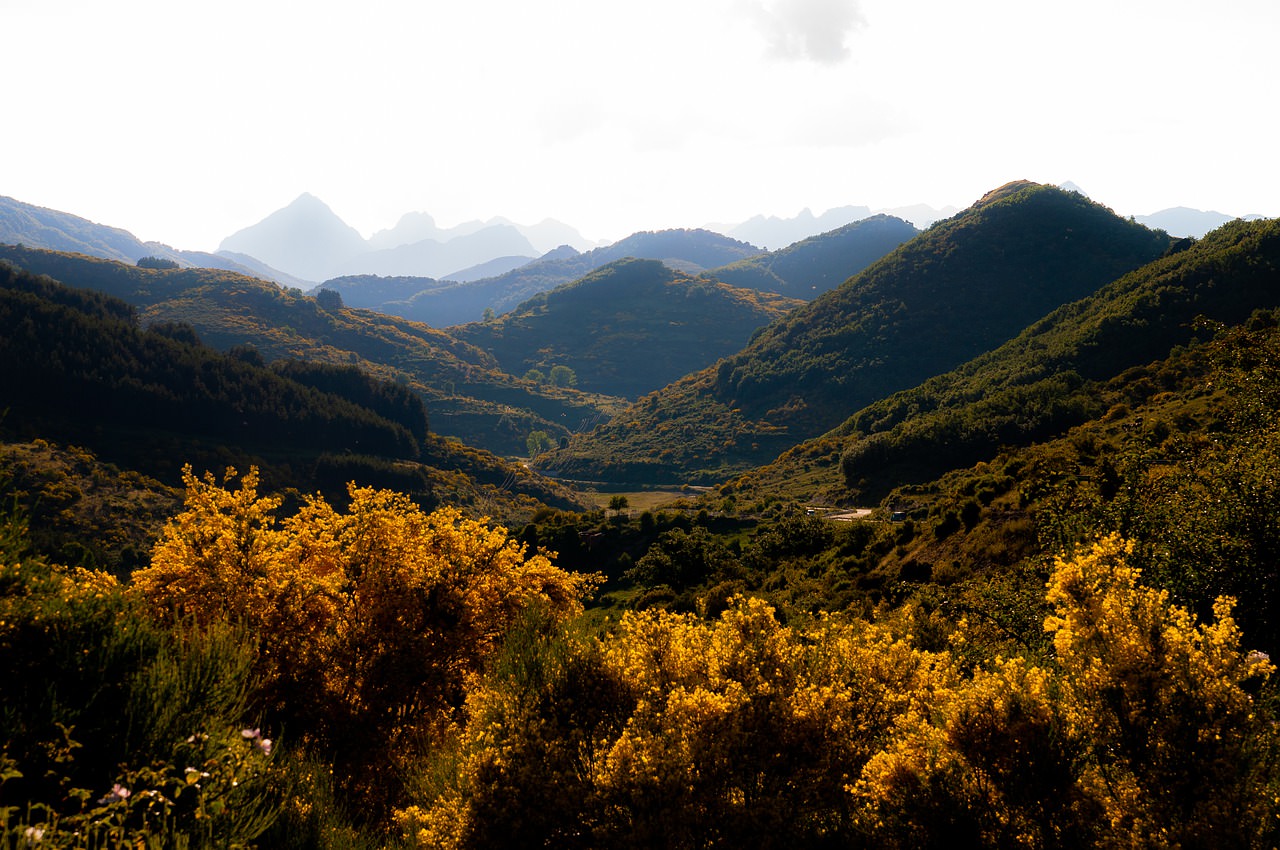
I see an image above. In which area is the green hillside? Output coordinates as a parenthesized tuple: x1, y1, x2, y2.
(703, 214, 919, 300)
(379, 228, 764, 326)
(453, 258, 802, 399)
(0, 245, 626, 456)
(544, 182, 1174, 484)
(723, 217, 1280, 505)
(0, 258, 586, 519)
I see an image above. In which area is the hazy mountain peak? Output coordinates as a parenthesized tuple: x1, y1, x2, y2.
(219, 194, 368, 282)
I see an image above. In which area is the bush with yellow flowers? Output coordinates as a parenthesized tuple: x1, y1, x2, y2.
(398, 536, 1280, 849)
(131, 465, 599, 816)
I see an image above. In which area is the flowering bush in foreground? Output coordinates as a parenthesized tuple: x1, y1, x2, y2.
(400, 536, 1280, 849)
(131, 466, 598, 813)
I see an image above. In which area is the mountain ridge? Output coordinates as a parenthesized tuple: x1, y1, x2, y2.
(541, 182, 1175, 484)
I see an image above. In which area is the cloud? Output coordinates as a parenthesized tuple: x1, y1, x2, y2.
(742, 0, 866, 64)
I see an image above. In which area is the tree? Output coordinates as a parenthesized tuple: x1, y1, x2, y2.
(608, 495, 629, 512)
(136, 255, 179, 269)
(315, 288, 344, 310)
(527, 430, 555, 457)
(523, 368, 546, 384)
(548, 365, 577, 388)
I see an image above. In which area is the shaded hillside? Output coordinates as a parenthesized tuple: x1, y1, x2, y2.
(0, 260, 585, 517)
(454, 258, 802, 399)
(721, 217, 1280, 507)
(0, 246, 625, 457)
(0, 261, 416, 477)
(358, 228, 763, 327)
(704, 214, 919, 300)
(544, 182, 1174, 484)
(315, 274, 450, 311)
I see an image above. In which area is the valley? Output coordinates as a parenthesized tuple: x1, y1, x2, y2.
(3, 181, 1280, 848)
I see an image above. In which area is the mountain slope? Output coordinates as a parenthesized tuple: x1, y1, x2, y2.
(0, 195, 308, 287)
(219, 193, 369, 282)
(704, 214, 919, 300)
(383, 229, 764, 326)
(723, 216, 1280, 506)
(453, 258, 802, 399)
(0, 245, 625, 457)
(543, 182, 1174, 484)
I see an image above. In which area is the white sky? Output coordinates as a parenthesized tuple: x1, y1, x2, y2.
(5, 0, 1279, 252)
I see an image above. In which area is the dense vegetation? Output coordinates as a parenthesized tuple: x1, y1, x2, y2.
(5, 188, 1280, 848)
(547, 182, 1174, 484)
(5, 454, 1277, 846)
(0, 244, 625, 456)
(0, 260, 583, 520)
(454, 258, 801, 399)
(719, 216, 1280, 508)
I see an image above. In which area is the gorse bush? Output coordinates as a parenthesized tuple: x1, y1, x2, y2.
(398, 537, 1280, 849)
(131, 465, 599, 816)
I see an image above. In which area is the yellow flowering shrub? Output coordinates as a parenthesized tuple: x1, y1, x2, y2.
(131, 466, 598, 813)
(399, 539, 1280, 848)
(856, 656, 1096, 848)
(1044, 533, 1277, 847)
(404, 597, 957, 849)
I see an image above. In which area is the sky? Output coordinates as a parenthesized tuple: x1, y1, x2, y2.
(5, 0, 1279, 252)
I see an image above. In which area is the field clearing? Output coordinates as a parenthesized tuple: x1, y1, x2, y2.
(580, 488, 695, 512)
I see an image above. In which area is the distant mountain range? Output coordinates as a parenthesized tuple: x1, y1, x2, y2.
(0, 195, 311, 288)
(218, 194, 601, 283)
(1135, 206, 1265, 238)
(317, 229, 765, 327)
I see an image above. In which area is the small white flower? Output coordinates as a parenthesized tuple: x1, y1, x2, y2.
(23, 825, 44, 846)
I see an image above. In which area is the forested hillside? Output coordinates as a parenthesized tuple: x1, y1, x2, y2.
(453, 258, 802, 399)
(726, 216, 1280, 504)
(0, 245, 625, 456)
(0, 260, 585, 521)
(545, 182, 1174, 484)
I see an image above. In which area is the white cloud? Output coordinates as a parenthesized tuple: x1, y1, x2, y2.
(741, 0, 866, 64)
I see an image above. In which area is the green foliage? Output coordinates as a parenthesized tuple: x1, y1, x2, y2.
(548, 364, 577, 388)
(830, 216, 1280, 499)
(0, 243, 624, 460)
(526, 429, 555, 457)
(553, 182, 1173, 483)
(454, 258, 799, 399)
(0, 252, 588, 516)
(314, 288, 344, 310)
(0, 530, 278, 847)
(136, 255, 180, 270)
